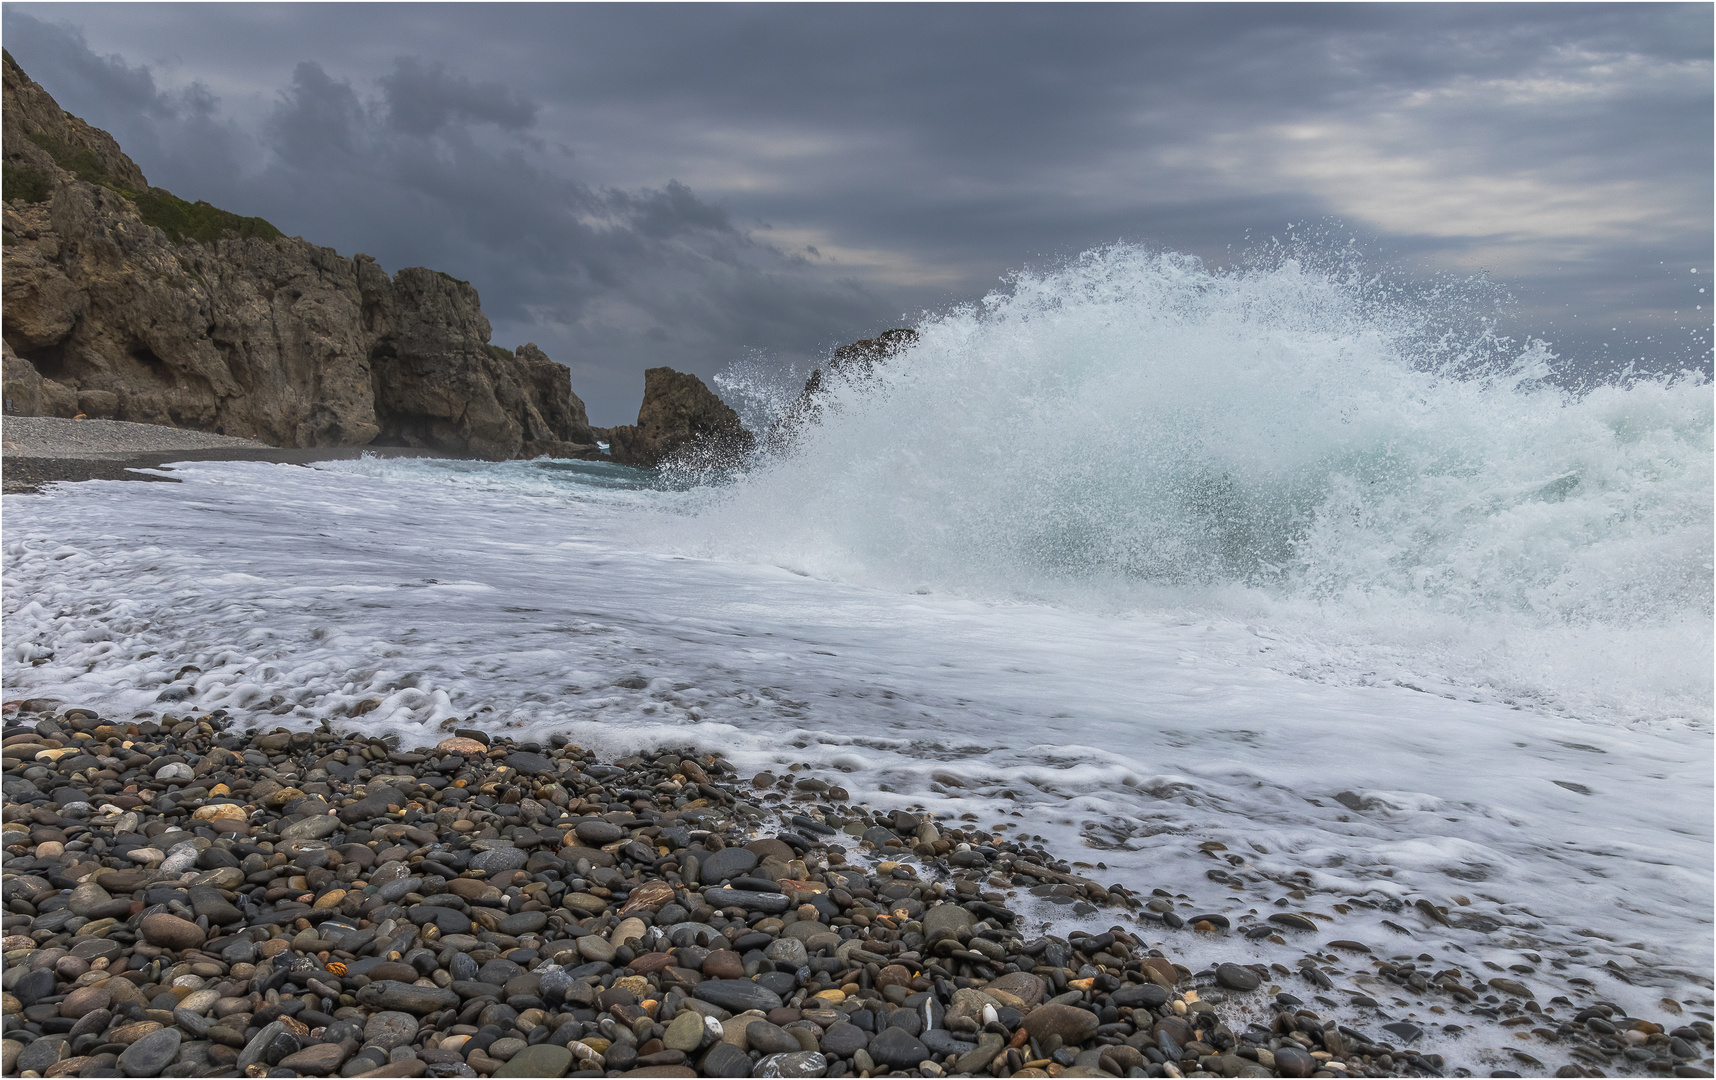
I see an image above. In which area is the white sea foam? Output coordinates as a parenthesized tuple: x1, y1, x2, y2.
(676, 245, 1713, 728)
(3, 245, 1710, 1067)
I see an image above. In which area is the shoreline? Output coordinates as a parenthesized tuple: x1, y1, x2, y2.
(0, 416, 507, 494)
(2, 705, 1709, 1079)
(1, 447, 466, 496)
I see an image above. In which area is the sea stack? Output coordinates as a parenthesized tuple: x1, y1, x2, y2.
(607, 367, 754, 468)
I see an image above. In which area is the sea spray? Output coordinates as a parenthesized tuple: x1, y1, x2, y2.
(675, 244, 1713, 724)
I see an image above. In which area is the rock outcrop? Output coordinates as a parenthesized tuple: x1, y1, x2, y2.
(607, 367, 753, 468)
(1, 51, 599, 461)
(766, 327, 917, 448)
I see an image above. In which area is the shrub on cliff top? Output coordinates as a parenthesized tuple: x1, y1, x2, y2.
(131, 188, 282, 245)
(25, 130, 115, 188)
(3, 160, 52, 204)
(23, 130, 281, 245)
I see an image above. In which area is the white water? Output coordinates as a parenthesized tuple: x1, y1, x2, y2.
(4, 246, 1711, 1066)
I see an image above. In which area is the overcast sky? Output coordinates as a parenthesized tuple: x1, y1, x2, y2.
(6, 3, 1710, 423)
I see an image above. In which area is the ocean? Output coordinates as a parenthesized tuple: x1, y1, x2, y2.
(4, 245, 1711, 1062)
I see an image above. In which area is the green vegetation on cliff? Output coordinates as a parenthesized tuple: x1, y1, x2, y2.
(19, 126, 281, 245)
(2, 159, 51, 203)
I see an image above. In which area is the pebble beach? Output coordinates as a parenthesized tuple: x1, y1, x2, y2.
(2, 704, 1710, 1080)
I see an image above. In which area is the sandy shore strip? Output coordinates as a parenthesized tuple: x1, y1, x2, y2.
(2, 417, 275, 459)
(2, 417, 455, 494)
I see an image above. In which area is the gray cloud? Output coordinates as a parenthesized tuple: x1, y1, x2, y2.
(379, 56, 536, 135)
(3, 4, 1708, 421)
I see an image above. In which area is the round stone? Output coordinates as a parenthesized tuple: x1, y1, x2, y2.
(867, 1027, 930, 1070)
(693, 980, 784, 1013)
(117, 1027, 182, 1078)
(191, 804, 246, 822)
(470, 847, 528, 874)
(1273, 1045, 1314, 1078)
(572, 820, 623, 846)
(764, 937, 809, 968)
(1021, 1003, 1098, 1045)
(747, 1021, 802, 1055)
(493, 1044, 575, 1077)
(437, 736, 488, 754)
(818, 1023, 869, 1057)
(1216, 962, 1262, 992)
(59, 986, 111, 1019)
(139, 912, 204, 950)
(663, 1010, 706, 1053)
(699, 847, 759, 884)
(363, 1011, 419, 1050)
(700, 1042, 753, 1078)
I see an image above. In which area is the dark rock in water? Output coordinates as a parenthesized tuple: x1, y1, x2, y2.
(608, 367, 754, 468)
(867, 1026, 931, 1070)
(768, 329, 918, 448)
(1382, 1021, 1425, 1043)
(693, 979, 784, 1013)
(1216, 962, 1262, 991)
(1487, 976, 1534, 999)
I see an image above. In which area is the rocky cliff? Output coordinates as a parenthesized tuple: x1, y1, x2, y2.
(1, 52, 598, 461)
(607, 367, 754, 469)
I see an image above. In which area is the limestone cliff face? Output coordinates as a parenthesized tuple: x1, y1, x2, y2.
(1, 52, 598, 460)
(608, 367, 754, 469)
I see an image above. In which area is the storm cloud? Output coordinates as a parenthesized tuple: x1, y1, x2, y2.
(4, 4, 1709, 421)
